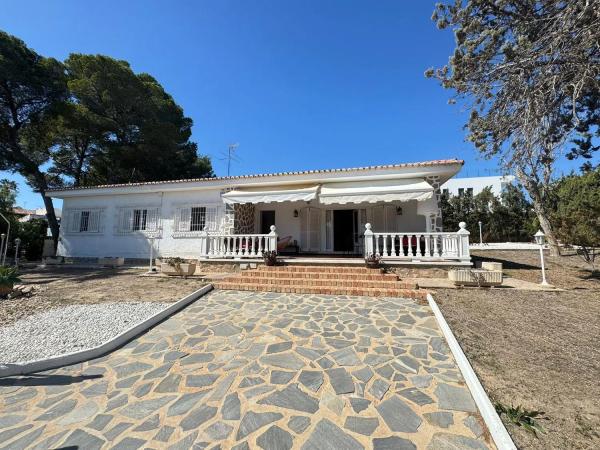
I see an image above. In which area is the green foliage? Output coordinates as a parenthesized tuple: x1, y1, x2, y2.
(0, 266, 21, 288)
(364, 253, 382, 268)
(0, 30, 68, 243)
(550, 169, 600, 272)
(165, 257, 187, 274)
(262, 250, 278, 266)
(495, 402, 546, 437)
(58, 54, 214, 185)
(15, 219, 47, 261)
(428, 1, 600, 253)
(441, 184, 536, 242)
(0, 179, 17, 214)
(1, 30, 215, 244)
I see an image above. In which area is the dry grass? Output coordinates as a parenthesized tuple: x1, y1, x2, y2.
(436, 250, 600, 450)
(0, 268, 206, 327)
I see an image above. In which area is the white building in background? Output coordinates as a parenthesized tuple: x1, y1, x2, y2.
(13, 207, 62, 223)
(441, 175, 515, 197)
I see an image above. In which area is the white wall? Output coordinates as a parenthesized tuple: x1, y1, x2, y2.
(441, 175, 515, 197)
(58, 189, 225, 259)
(58, 191, 434, 259)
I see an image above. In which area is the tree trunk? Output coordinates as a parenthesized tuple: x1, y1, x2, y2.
(40, 190, 60, 249)
(533, 200, 561, 256)
(517, 171, 561, 256)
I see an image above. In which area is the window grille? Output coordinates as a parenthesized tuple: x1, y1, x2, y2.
(173, 205, 220, 235)
(65, 209, 102, 234)
(190, 207, 206, 231)
(116, 207, 159, 233)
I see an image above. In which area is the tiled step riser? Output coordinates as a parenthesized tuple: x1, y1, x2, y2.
(259, 266, 384, 274)
(214, 282, 426, 299)
(224, 277, 417, 289)
(239, 272, 398, 281)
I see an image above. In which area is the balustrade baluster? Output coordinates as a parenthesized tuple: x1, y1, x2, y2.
(375, 234, 380, 255)
(424, 235, 430, 256)
(441, 235, 449, 257)
(382, 234, 388, 256)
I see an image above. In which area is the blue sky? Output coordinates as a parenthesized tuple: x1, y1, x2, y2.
(0, 0, 585, 209)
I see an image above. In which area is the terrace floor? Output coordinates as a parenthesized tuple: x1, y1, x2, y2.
(0, 290, 493, 449)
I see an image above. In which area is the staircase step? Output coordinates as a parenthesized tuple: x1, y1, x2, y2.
(213, 282, 426, 300)
(239, 271, 399, 281)
(258, 265, 384, 274)
(222, 276, 417, 290)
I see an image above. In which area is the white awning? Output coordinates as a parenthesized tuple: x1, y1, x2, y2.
(319, 178, 433, 205)
(222, 185, 319, 204)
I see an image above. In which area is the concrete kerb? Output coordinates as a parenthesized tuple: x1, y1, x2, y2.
(427, 293, 517, 450)
(0, 284, 214, 378)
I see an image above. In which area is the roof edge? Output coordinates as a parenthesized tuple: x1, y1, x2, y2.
(48, 159, 464, 194)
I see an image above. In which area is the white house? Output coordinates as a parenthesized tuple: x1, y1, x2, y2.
(441, 175, 515, 197)
(48, 159, 470, 264)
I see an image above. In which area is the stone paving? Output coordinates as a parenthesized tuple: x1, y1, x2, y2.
(0, 290, 493, 449)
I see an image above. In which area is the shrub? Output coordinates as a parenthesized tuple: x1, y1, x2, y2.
(365, 253, 381, 268)
(262, 250, 278, 266)
(495, 402, 546, 437)
(550, 169, 600, 273)
(0, 266, 21, 296)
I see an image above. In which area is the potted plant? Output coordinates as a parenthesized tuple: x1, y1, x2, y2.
(0, 266, 21, 297)
(365, 253, 381, 269)
(160, 257, 197, 277)
(262, 250, 278, 267)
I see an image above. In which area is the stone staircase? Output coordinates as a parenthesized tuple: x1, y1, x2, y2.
(213, 265, 426, 299)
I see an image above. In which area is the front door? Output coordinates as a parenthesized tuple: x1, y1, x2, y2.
(260, 210, 275, 234)
(333, 209, 354, 252)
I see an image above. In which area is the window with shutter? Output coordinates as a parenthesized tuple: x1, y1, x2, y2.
(173, 204, 223, 236)
(178, 207, 192, 231)
(64, 208, 103, 234)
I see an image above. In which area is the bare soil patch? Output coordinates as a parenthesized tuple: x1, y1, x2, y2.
(0, 267, 206, 327)
(436, 250, 599, 449)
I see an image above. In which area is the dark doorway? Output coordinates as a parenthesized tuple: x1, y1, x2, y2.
(260, 210, 275, 234)
(333, 210, 354, 252)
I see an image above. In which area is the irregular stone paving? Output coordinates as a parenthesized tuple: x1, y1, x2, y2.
(0, 290, 494, 449)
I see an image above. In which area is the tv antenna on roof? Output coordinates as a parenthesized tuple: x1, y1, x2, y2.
(220, 143, 240, 176)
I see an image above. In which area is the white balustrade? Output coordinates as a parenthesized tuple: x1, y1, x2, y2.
(363, 222, 470, 262)
(199, 225, 278, 259)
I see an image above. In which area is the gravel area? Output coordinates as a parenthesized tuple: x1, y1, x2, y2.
(0, 302, 169, 364)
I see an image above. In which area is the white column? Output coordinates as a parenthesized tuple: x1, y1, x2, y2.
(199, 228, 208, 257)
(268, 225, 278, 253)
(457, 222, 470, 261)
(363, 223, 374, 256)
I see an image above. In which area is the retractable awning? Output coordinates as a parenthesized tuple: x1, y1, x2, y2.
(221, 185, 319, 204)
(319, 178, 433, 205)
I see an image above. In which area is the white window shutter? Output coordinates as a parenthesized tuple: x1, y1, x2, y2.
(88, 210, 101, 232)
(384, 205, 397, 232)
(206, 207, 218, 231)
(325, 210, 333, 251)
(146, 208, 158, 231)
(299, 208, 308, 251)
(371, 206, 384, 232)
(68, 211, 80, 233)
(309, 208, 321, 251)
(178, 207, 191, 231)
